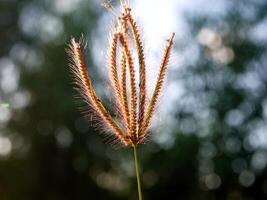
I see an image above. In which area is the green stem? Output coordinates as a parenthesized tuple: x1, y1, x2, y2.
(133, 145, 143, 200)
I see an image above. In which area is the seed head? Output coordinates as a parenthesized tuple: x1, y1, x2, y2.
(66, 3, 175, 147)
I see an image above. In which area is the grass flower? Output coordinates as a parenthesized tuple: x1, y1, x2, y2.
(66, 1, 175, 199)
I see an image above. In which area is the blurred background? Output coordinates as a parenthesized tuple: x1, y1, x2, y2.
(1, 0, 267, 199)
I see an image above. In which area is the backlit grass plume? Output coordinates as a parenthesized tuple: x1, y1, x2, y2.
(66, 1, 175, 199)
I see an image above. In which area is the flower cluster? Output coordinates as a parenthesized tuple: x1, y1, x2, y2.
(66, 2, 175, 147)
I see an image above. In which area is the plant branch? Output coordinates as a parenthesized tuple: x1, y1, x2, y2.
(133, 145, 143, 200)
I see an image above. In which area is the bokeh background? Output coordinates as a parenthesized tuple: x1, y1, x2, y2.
(1, 0, 267, 199)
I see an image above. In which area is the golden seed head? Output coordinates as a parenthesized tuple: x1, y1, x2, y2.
(67, 3, 175, 147)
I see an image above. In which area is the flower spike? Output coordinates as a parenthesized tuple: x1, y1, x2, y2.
(67, 4, 175, 146)
(66, 37, 132, 146)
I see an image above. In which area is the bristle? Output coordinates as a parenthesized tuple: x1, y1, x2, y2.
(138, 33, 175, 142)
(119, 52, 131, 133)
(119, 34, 138, 143)
(108, 32, 125, 123)
(66, 37, 132, 146)
(125, 11, 147, 139)
(109, 33, 130, 134)
(119, 16, 129, 42)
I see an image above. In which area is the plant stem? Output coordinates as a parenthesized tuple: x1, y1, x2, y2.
(133, 145, 143, 200)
